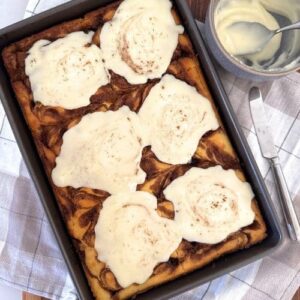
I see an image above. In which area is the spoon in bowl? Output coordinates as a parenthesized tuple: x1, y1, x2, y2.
(228, 20, 300, 56)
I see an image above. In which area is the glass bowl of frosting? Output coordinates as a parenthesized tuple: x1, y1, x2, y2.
(205, 0, 300, 80)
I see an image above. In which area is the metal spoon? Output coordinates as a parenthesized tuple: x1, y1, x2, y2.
(229, 20, 300, 56)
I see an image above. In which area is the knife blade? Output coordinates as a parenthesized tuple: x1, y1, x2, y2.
(249, 87, 277, 159)
(249, 86, 300, 242)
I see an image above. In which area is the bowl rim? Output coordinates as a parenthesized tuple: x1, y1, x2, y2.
(208, 0, 300, 77)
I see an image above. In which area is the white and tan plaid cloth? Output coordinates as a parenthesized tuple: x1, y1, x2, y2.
(0, 0, 299, 299)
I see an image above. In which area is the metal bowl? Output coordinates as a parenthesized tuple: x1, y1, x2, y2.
(204, 0, 300, 81)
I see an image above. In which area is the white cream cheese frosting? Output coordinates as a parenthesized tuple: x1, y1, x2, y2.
(214, 0, 300, 71)
(25, 31, 110, 109)
(52, 106, 148, 194)
(164, 166, 255, 244)
(138, 74, 219, 165)
(214, 0, 281, 64)
(94, 191, 182, 287)
(100, 0, 184, 84)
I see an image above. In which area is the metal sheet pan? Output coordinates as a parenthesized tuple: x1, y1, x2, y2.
(0, 1, 281, 299)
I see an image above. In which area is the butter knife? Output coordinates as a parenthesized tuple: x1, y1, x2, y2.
(249, 87, 300, 242)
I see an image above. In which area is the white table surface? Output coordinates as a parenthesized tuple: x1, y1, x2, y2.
(1, 1, 300, 300)
(0, 0, 29, 28)
(0, 1, 29, 299)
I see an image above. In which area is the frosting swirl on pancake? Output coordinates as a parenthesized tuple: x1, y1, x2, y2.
(138, 74, 219, 164)
(25, 31, 110, 109)
(52, 106, 148, 194)
(164, 166, 255, 244)
(94, 191, 182, 287)
(100, 0, 183, 84)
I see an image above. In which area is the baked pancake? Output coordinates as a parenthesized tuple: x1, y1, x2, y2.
(2, 1, 267, 299)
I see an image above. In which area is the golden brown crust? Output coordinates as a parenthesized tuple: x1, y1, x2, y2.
(2, 1, 267, 299)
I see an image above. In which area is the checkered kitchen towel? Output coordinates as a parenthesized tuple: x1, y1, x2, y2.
(0, 0, 300, 299)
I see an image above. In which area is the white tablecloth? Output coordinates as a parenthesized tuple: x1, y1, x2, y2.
(0, 0, 299, 299)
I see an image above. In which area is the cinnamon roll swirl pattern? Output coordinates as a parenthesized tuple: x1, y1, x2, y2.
(52, 106, 148, 194)
(25, 32, 110, 109)
(95, 191, 182, 288)
(100, 0, 184, 84)
(164, 166, 255, 244)
(139, 74, 219, 164)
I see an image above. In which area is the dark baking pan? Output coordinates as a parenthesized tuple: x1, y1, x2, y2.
(0, 0, 282, 299)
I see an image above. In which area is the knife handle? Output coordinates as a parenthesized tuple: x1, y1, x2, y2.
(271, 157, 300, 242)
